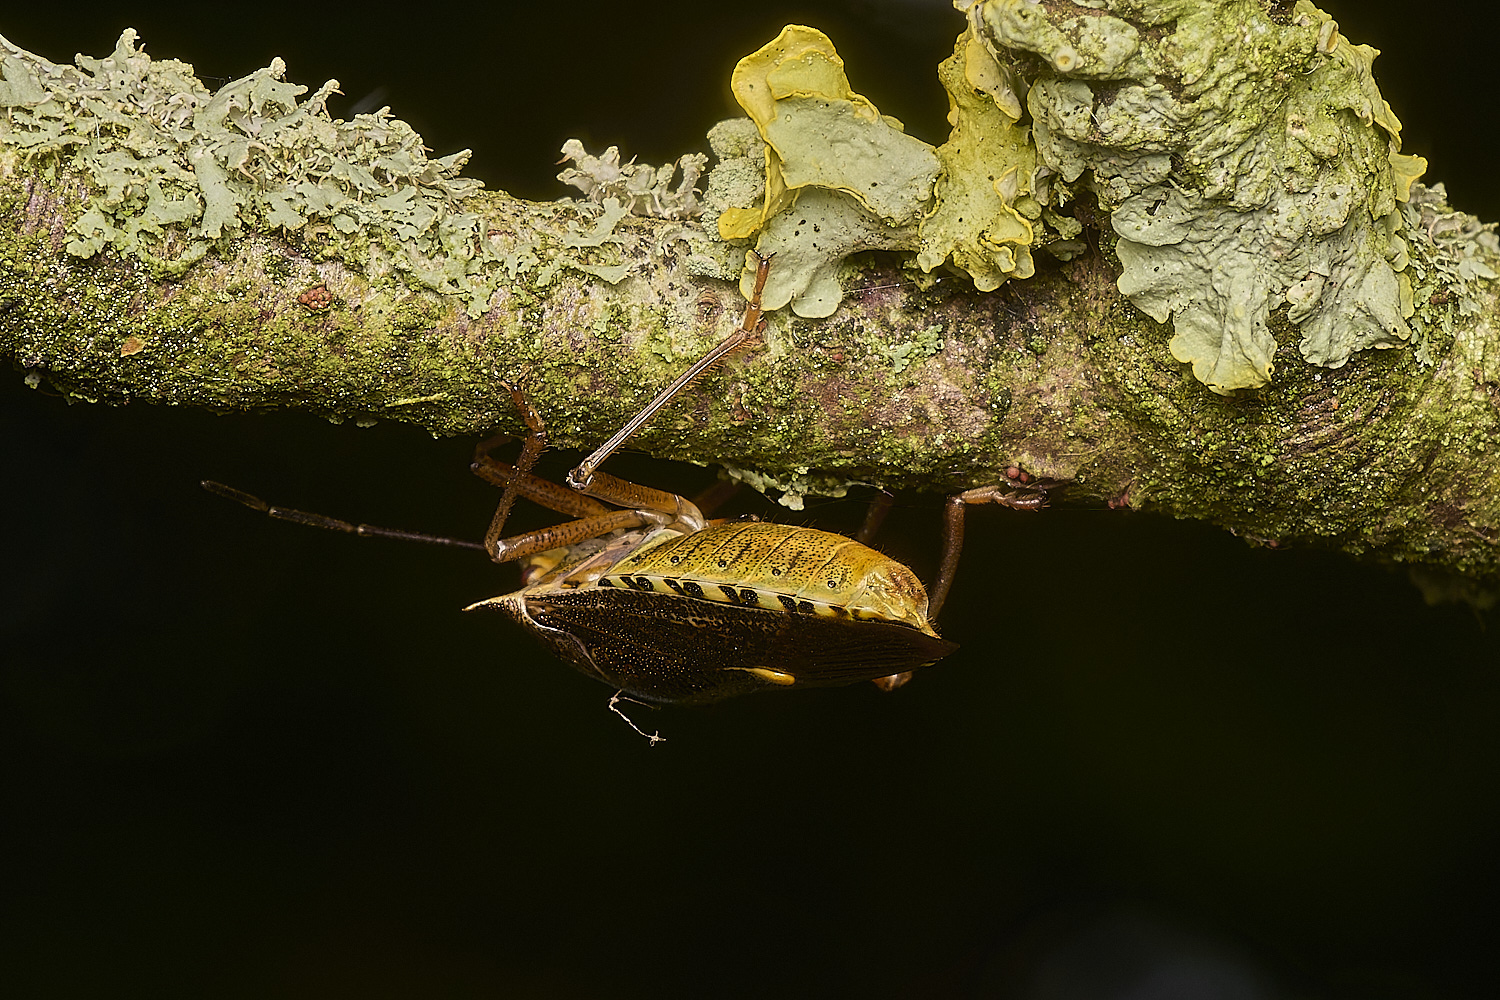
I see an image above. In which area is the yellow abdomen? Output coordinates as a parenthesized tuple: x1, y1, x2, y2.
(597, 522, 936, 635)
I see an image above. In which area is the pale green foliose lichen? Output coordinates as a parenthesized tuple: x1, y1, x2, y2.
(556, 139, 706, 220)
(880, 323, 946, 376)
(750, 186, 919, 317)
(719, 463, 854, 511)
(701, 117, 766, 242)
(0, 29, 622, 317)
(721, 25, 941, 318)
(976, 0, 1429, 393)
(1398, 182, 1500, 364)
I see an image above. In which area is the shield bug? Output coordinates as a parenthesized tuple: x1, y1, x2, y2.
(204, 252, 1056, 710)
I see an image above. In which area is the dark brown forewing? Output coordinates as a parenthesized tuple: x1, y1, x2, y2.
(525, 588, 959, 705)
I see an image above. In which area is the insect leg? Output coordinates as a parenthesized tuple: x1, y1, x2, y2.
(568, 468, 707, 527)
(690, 478, 743, 517)
(480, 382, 560, 553)
(855, 491, 895, 545)
(927, 478, 1057, 618)
(566, 250, 773, 490)
(477, 453, 660, 563)
(473, 385, 671, 562)
(472, 438, 612, 519)
(486, 508, 654, 564)
(870, 672, 913, 693)
(608, 691, 666, 746)
(845, 490, 911, 694)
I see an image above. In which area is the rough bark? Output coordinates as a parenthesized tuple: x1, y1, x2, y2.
(3, 27, 1499, 593)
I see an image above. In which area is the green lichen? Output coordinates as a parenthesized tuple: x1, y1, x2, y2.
(700, 118, 765, 241)
(555, 139, 706, 220)
(702, 4, 1443, 395)
(748, 186, 920, 317)
(918, 30, 1039, 290)
(721, 25, 941, 318)
(980, 0, 1429, 393)
(879, 323, 946, 376)
(713, 22, 1070, 320)
(559, 198, 630, 249)
(718, 463, 853, 511)
(1399, 182, 1500, 364)
(0, 29, 649, 320)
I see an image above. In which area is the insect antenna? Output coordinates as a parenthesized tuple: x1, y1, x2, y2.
(201, 480, 486, 551)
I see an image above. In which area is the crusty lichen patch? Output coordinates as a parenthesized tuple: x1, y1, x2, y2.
(979, 0, 1435, 393)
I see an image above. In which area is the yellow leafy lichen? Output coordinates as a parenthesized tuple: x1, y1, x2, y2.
(917, 31, 1039, 291)
(722, 22, 1052, 318)
(726, 25, 941, 317)
(1390, 152, 1427, 203)
(707, 1, 1437, 394)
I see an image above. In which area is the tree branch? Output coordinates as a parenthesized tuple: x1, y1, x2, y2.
(3, 12, 1500, 589)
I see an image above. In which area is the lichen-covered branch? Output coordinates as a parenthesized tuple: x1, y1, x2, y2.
(3, 11, 1500, 591)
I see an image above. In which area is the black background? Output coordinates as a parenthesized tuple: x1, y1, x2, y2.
(4, 2, 1500, 997)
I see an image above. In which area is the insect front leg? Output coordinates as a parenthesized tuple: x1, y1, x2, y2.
(477, 382, 565, 553)
(488, 382, 710, 541)
(565, 250, 774, 492)
(564, 469, 709, 534)
(472, 435, 615, 523)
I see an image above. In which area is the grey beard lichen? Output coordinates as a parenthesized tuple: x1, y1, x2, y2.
(978, 0, 1430, 393)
